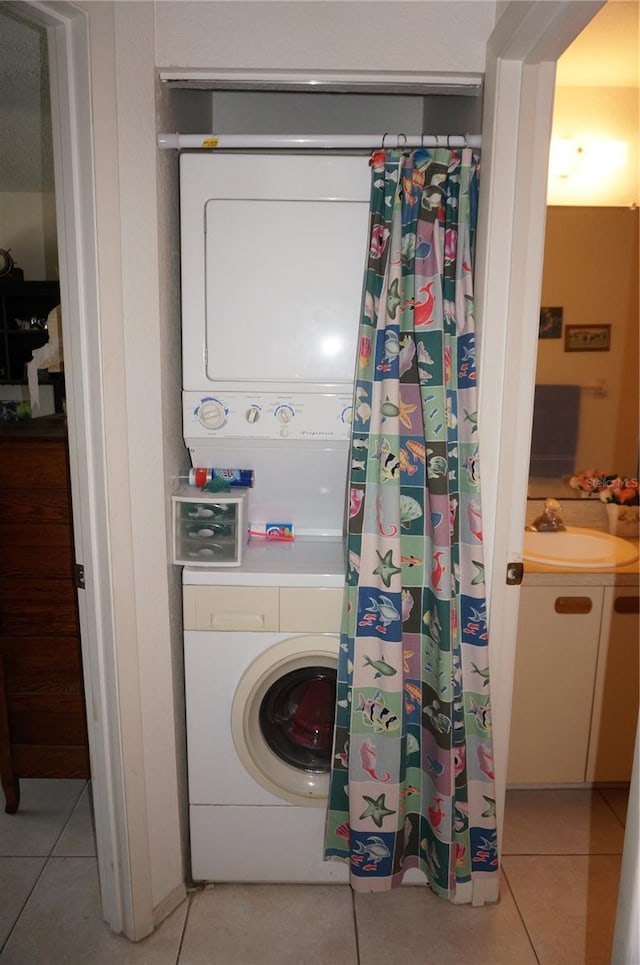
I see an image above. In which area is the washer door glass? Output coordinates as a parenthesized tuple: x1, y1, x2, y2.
(259, 668, 336, 774)
(231, 634, 340, 805)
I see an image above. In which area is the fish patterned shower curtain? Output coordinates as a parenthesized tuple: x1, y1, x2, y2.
(324, 147, 499, 904)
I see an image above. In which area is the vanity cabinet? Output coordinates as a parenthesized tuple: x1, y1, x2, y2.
(0, 417, 90, 813)
(508, 586, 603, 785)
(508, 582, 639, 785)
(586, 587, 639, 783)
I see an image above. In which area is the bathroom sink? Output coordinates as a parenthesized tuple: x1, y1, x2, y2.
(523, 526, 639, 569)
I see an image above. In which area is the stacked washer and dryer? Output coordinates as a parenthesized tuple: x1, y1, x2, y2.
(179, 152, 371, 882)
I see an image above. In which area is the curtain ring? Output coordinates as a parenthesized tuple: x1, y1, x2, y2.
(381, 133, 389, 149)
(447, 134, 452, 149)
(398, 133, 407, 148)
(420, 133, 425, 148)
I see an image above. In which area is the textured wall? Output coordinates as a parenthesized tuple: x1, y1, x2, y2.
(155, 1, 496, 74)
(0, 10, 57, 279)
(0, 10, 54, 192)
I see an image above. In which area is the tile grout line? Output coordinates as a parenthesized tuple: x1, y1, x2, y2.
(0, 852, 51, 959)
(351, 888, 361, 965)
(500, 863, 541, 965)
(48, 781, 88, 857)
(0, 780, 88, 960)
(174, 890, 195, 964)
(503, 849, 624, 856)
(595, 786, 627, 830)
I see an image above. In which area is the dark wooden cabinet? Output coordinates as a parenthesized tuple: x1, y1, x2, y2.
(0, 417, 90, 813)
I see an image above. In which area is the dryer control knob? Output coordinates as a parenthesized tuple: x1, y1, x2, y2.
(341, 406, 353, 425)
(198, 400, 227, 430)
(246, 405, 261, 424)
(275, 405, 294, 425)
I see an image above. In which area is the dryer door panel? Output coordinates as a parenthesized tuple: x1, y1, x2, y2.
(204, 198, 368, 384)
(180, 152, 371, 391)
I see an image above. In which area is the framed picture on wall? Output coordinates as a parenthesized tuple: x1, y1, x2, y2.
(539, 306, 563, 339)
(564, 324, 611, 352)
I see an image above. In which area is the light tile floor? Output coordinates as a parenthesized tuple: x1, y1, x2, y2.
(0, 780, 627, 964)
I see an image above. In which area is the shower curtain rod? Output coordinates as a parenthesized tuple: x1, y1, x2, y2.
(157, 133, 482, 151)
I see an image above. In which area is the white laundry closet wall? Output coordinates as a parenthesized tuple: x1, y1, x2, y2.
(81, 0, 503, 934)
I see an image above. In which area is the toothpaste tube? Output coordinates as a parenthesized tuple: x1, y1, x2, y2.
(248, 522, 295, 542)
(189, 467, 254, 488)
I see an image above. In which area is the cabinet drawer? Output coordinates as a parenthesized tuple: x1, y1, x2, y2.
(7, 693, 88, 745)
(0, 521, 73, 549)
(586, 588, 639, 783)
(0, 488, 71, 524)
(173, 489, 247, 567)
(13, 744, 90, 780)
(1, 636, 84, 694)
(0, 442, 68, 488)
(0, 579, 79, 636)
(0, 537, 74, 581)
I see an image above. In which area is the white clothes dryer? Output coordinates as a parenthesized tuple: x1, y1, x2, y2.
(183, 547, 349, 883)
(179, 152, 371, 536)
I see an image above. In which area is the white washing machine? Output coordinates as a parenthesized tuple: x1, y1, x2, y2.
(183, 542, 349, 883)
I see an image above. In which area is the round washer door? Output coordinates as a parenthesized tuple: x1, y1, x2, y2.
(231, 634, 339, 807)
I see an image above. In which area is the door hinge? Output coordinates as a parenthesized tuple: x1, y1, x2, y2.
(506, 561, 524, 585)
(75, 564, 86, 590)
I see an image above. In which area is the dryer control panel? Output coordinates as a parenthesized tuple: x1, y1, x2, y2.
(183, 390, 354, 441)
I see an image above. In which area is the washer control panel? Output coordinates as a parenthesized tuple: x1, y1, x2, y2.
(184, 390, 354, 440)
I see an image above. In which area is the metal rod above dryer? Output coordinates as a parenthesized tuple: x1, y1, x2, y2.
(157, 133, 482, 150)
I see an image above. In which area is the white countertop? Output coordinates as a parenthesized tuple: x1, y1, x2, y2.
(182, 534, 346, 587)
(523, 535, 639, 587)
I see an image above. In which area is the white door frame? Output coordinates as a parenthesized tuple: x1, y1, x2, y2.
(476, 0, 605, 842)
(13, 0, 613, 940)
(479, 3, 637, 950)
(12, 0, 134, 936)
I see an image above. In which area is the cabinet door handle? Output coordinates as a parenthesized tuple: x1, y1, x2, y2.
(614, 596, 640, 615)
(554, 596, 593, 614)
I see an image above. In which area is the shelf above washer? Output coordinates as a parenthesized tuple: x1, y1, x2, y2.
(182, 534, 346, 587)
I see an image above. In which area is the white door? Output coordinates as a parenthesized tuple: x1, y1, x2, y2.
(24, 0, 138, 938)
